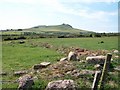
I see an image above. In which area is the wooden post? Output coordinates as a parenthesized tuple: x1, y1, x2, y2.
(92, 71, 101, 90)
(99, 53, 112, 90)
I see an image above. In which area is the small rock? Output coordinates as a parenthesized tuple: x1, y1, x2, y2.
(40, 62, 51, 67)
(86, 56, 106, 64)
(68, 51, 78, 61)
(114, 56, 119, 58)
(45, 80, 77, 90)
(72, 70, 78, 74)
(94, 64, 102, 70)
(60, 57, 68, 61)
(18, 74, 34, 90)
(32, 64, 41, 70)
(32, 76, 38, 80)
(19, 40, 25, 44)
(79, 60, 86, 63)
(113, 50, 119, 54)
(33, 62, 51, 70)
(111, 58, 113, 61)
(14, 70, 28, 76)
(66, 71, 72, 75)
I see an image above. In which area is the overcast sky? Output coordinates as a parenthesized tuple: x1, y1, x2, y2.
(0, 0, 118, 32)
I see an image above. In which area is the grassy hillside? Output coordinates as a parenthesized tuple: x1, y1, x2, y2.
(2, 37, 119, 89)
(24, 23, 94, 34)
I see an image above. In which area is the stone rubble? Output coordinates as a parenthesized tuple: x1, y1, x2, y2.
(45, 80, 77, 90)
(18, 74, 34, 90)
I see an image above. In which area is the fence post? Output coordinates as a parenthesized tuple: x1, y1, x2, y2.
(99, 53, 112, 90)
(92, 71, 101, 90)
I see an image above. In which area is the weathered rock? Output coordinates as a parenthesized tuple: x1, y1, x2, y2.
(79, 60, 86, 63)
(114, 56, 119, 58)
(19, 40, 25, 44)
(113, 50, 119, 54)
(18, 74, 34, 90)
(0, 72, 7, 76)
(40, 62, 51, 67)
(94, 64, 102, 70)
(66, 71, 72, 75)
(68, 51, 78, 61)
(45, 80, 77, 90)
(86, 56, 106, 64)
(33, 64, 42, 70)
(14, 70, 28, 76)
(60, 57, 68, 61)
(33, 62, 51, 70)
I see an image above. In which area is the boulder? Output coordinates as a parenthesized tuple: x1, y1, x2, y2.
(60, 57, 68, 61)
(113, 50, 119, 54)
(40, 62, 51, 67)
(86, 56, 106, 64)
(68, 51, 78, 61)
(18, 74, 34, 90)
(33, 62, 51, 70)
(45, 80, 77, 90)
(14, 70, 28, 76)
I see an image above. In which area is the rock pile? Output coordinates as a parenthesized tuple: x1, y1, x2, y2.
(18, 74, 34, 90)
(40, 61, 76, 79)
(45, 80, 77, 90)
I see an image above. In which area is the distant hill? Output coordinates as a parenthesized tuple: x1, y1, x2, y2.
(24, 23, 94, 34)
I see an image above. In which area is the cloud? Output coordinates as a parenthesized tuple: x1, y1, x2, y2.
(0, 0, 117, 32)
(47, 1, 117, 22)
(0, 0, 36, 4)
(60, 0, 118, 3)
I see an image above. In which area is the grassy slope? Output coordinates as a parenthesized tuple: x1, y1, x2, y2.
(24, 24, 93, 33)
(2, 37, 118, 89)
(31, 37, 118, 50)
(2, 37, 118, 72)
(2, 42, 63, 72)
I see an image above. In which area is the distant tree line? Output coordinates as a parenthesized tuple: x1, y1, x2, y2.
(1, 31, 119, 41)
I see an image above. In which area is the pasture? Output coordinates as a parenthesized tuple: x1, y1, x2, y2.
(2, 36, 119, 89)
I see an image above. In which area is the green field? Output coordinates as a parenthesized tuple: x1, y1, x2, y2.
(2, 37, 119, 89)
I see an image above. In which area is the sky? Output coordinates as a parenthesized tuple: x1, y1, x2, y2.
(0, 0, 118, 32)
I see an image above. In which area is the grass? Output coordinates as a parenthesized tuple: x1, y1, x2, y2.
(2, 36, 119, 89)
(2, 41, 62, 72)
(2, 31, 22, 35)
(31, 37, 118, 50)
